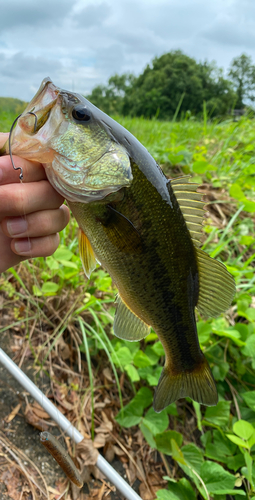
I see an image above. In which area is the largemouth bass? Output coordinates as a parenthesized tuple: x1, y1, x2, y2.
(0, 78, 235, 412)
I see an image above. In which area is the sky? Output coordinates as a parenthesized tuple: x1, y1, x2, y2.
(1, 0, 255, 101)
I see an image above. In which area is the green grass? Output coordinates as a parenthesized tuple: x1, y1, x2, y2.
(1, 108, 255, 499)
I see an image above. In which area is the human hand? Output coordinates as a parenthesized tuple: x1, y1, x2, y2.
(0, 133, 70, 273)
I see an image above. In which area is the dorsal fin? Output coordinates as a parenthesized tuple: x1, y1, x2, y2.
(170, 176, 205, 247)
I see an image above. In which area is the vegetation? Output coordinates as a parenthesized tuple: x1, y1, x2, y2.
(1, 102, 255, 499)
(88, 51, 255, 120)
(228, 55, 255, 109)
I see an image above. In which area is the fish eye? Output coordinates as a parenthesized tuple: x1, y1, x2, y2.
(72, 105, 91, 122)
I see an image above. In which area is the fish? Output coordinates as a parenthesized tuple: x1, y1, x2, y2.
(0, 78, 235, 412)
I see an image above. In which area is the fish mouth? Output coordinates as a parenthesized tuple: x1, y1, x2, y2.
(2, 78, 63, 161)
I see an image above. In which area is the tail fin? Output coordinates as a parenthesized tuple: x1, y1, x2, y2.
(153, 355, 218, 413)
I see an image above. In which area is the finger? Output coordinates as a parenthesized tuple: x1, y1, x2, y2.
(0, 180, 64, 219)
(0, 155, 46, 184)
(0, 227, 26, 273)
(11, 233, 60, 258)
(2, 205, 70, 238)
(0, 133, 9, 148)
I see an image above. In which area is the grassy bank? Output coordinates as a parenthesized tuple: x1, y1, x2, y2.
(1, 109, 255, 499)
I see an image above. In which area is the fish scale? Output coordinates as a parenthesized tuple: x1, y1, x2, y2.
(69, 161, 201, 375)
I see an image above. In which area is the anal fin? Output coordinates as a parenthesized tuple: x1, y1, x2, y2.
(113, 294, 150, 341)
(153, 355, 218, 412)
(78, 228, 97, 278)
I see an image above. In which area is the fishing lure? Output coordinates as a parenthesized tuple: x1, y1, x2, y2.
(40, 431, 83, 488)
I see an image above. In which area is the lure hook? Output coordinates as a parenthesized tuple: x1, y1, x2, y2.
(9, 111, 38, 181)
(9, 114, 22, 180)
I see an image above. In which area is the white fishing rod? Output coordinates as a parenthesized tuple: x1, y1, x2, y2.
(0, 347, 142, 500)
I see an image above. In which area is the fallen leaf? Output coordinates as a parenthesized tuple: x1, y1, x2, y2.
(95, 421, 113, 433)
(139, 483, 155, 500)
(5, 403, 21, 423)
(93, 433, 106, 449)
(24, 408, 49, 431)
(103, 442, 115, 463)
(76, 438, 99, 465)
(102, 368, 112, 382)
(30, 405, 50, 419)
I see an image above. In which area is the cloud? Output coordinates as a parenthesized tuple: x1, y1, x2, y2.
(73, 2, 111, 28)
(1, 0, 255, 100)
(0, 0, 73, 30)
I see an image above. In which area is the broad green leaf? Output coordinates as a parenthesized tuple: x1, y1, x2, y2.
(242, 391, 255, 410)
(124, 364, 140, 382)
(213, 430, 237, 456)
(46, 257, 59, 270)
(248, 430, 255, 448)
(111, 347, 133, 367)
(205, 444, 228, 464)
(151, 342, 165, 357)
(226, 453, 245, 471)
(115, 387, 152, 427)
(41, 282, 59, 294)
(115, 402, 143, 428)
(133, 350, 154, 368)
(132, 387, 153, 409)
(200, 461, 236, 493)
(32, 285, 42, 296)
(57, 259, 78, 269)
(212, 361, 229, 381)
(181, 443, 204, 475)
(229, 183, 245, 201)
(213, 491, 245, 496)
(154, 430, 183, 454)
(145, 332, 158, 342)
(243, 200, 255, 213)
(165, 403, 178, 416)
(197, 321, 211, 344)
(204, 401, 230, 426)
(192, 160, 215, 173)
(138, 366, 160, 385)
(171, 439, 187, 465)
(140, 421, 156, 449)
(226, 434, 250, 449)
(233, 420, 254, 440)
(156, 478, 196, 500)
(143, 406, 169, 435)
(144, 345, 160, 364)
(54, 247, 74, 261)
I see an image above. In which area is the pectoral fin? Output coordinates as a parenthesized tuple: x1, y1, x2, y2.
(196, 248, 236, 317)
(78, 228, 97, 278)
(113, 294, 151, 341)
(101, 205, 143, 254)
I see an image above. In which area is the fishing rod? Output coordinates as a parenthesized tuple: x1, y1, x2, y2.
(0, 347, 142, 500)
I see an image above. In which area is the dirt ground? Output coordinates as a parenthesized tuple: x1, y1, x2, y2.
(0, 332, 141, 500)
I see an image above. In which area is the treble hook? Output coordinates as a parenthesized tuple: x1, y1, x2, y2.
(9, 111, 38, 181)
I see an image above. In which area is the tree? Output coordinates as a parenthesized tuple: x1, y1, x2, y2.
(87, 51, 236, 119)
(87, 73, 135, 115)
(123, 51, 235, 119)
(228, 54, 255, 108)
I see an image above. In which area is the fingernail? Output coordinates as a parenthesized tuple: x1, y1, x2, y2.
(7, 217, 28, 236)
(14, 239, 31, 254)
